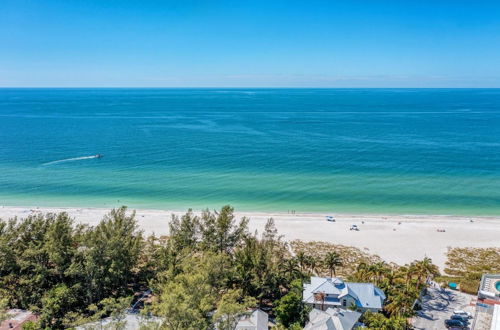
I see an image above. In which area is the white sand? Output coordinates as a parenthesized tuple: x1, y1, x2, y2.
(1, 206, 499, 270)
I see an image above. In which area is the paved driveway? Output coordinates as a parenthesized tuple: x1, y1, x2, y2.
(412, 287, 475, 330)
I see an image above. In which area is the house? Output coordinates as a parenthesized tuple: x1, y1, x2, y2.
(303, 277, 386, 313)
(235, 309, 270, 330)
(304, 308, 362, 330)
(478, 274, 500, 302)
(0, 309, 38, 330)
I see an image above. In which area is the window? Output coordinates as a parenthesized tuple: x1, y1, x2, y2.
(342, 299, 347, 306)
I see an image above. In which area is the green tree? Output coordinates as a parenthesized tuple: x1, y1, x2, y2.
(361, 311, 408, 329)
(136, 234, 166, 284)
(213, 289, 256, 330)
(39, 284, 77, 329)
(169, 209, 200, 251)
(281, 258, 303, 284)
(0, 213, 78, 309)
(199, 205, 248, 253)
(0, 298, 9, 325)
(44, 213, 76, 280)
(152, 251, 233, 330)
(21, 321, 38, 330)
(233, 234, 284, 303)
(324, 251, 342, 277)
(412, 257, 440, 290)
(69, 207, 143, 304)
(304, 255, 318, 275)
(154, 272, 215, 330)
(274, 279, 308, 328)
(296, 251, 308, 272)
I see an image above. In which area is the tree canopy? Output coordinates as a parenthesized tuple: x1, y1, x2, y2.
(0, 205, 442, 329)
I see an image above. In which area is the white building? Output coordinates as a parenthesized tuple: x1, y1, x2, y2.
(303, 277, 385, 313)
(492, 304, 500, 330)
(479, 274, 500, 301)
(235, 309, 269, 330)
(304, 308, 362, 330)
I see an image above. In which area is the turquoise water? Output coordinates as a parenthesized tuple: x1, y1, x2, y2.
(0, 88, 499, 215)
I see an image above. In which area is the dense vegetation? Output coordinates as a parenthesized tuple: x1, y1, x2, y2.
(0, 206, 441, 329)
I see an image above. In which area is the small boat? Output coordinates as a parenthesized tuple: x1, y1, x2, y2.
(95, 154, 103, 158)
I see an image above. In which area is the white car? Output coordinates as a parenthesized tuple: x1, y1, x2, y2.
(453, 310, 472, 319)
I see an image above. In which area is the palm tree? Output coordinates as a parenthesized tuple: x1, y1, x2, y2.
(295, 251, 308, 272)
(367, 261, 390, 286)
(413, 257, 439, 290)
(385, 288, 416, 318)
(324, 251, 343, 277)
(354, 262, 370, 281)
(282, 258, 302, 283)
(379, 268, 398, 291)
(397, 264, 417, 289)
(305, 255, 318, 275)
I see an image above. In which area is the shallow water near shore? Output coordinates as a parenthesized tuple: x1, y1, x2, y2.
(1, 88, 499, 215)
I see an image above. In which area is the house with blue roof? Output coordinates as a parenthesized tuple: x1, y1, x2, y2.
(303, 277, 386, 313)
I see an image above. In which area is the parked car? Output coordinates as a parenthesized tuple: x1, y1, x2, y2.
(453, 310, 473, 319)
(445, 319, 467, 329)
(451, 314, 469, 323)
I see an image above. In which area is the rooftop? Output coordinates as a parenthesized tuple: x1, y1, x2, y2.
(479, 274, 500, 301)
(304, 307, 361, 330)
(303, 276, 386, 310)
(235, 309, 269, 330)
(0, 309, 37, 330)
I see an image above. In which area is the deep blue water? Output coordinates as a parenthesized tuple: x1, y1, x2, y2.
(0, 88, 499, 214)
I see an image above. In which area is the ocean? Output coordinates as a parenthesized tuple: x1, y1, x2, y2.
(0, 88, 499, 215)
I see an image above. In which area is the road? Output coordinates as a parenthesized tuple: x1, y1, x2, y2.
(413, 286, 475, 330)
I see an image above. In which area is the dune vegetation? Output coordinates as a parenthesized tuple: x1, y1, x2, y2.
(437, 247, 500, 294)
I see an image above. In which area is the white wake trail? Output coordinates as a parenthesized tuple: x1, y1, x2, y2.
(42, 155, 99, 166)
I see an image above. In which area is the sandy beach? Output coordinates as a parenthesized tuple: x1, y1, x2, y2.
(1, 206, 499, 270)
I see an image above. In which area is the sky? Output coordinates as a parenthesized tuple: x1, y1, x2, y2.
(1, 0, 500, 87)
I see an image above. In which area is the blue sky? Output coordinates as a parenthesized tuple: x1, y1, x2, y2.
(1, 0, 500, 87)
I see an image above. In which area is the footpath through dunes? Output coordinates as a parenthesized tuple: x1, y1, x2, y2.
(1, 206, 500, 270)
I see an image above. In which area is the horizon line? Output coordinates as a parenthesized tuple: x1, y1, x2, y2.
(1, 86, 500, 89)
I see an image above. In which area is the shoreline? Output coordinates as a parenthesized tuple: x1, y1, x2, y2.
(2, 205, 500, 270)
(2, 202, 499, 218)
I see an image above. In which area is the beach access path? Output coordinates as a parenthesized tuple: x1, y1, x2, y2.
(1, 206, 500, 270)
